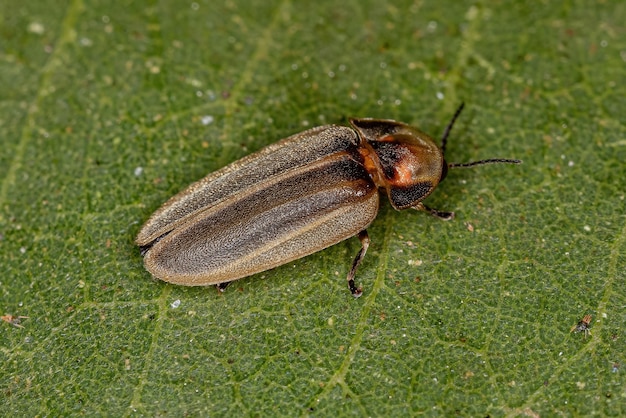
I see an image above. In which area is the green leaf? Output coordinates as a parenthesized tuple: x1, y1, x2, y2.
(1, 0, 625, 416)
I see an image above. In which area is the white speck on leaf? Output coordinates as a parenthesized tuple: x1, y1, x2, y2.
(28, 22, 45, 34)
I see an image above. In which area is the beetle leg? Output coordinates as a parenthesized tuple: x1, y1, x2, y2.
(347, 230, 369, 298)
(413, 202, 455, 221)
(216, 282, 230, 293)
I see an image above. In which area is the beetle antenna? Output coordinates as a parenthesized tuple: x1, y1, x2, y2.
(449, 158, 522, 168)
(440, 102, 465, 154)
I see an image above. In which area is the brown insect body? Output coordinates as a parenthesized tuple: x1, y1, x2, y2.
(136, 104, 520, 296)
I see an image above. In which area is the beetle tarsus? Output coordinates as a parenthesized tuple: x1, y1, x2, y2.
(216, 282, 230, 293)
(347, 230, 370, 297)
(428, 207, 455, 221)
(349, 281, 363, 298)
(414, 202, 455, 221)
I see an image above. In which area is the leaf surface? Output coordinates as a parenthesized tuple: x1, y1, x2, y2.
(1, 0, 625, 416)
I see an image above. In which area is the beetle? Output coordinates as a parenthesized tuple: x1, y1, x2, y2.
(136, 103, 521, 297)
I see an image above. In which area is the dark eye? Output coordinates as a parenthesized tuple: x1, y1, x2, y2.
(440, 159, 448, 182)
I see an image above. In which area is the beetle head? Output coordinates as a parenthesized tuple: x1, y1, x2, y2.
(350, 118, 444, 210)
(351, 103, 521, 212)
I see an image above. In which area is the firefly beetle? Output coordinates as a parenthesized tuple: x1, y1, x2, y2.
(136, 103, 521, 297)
